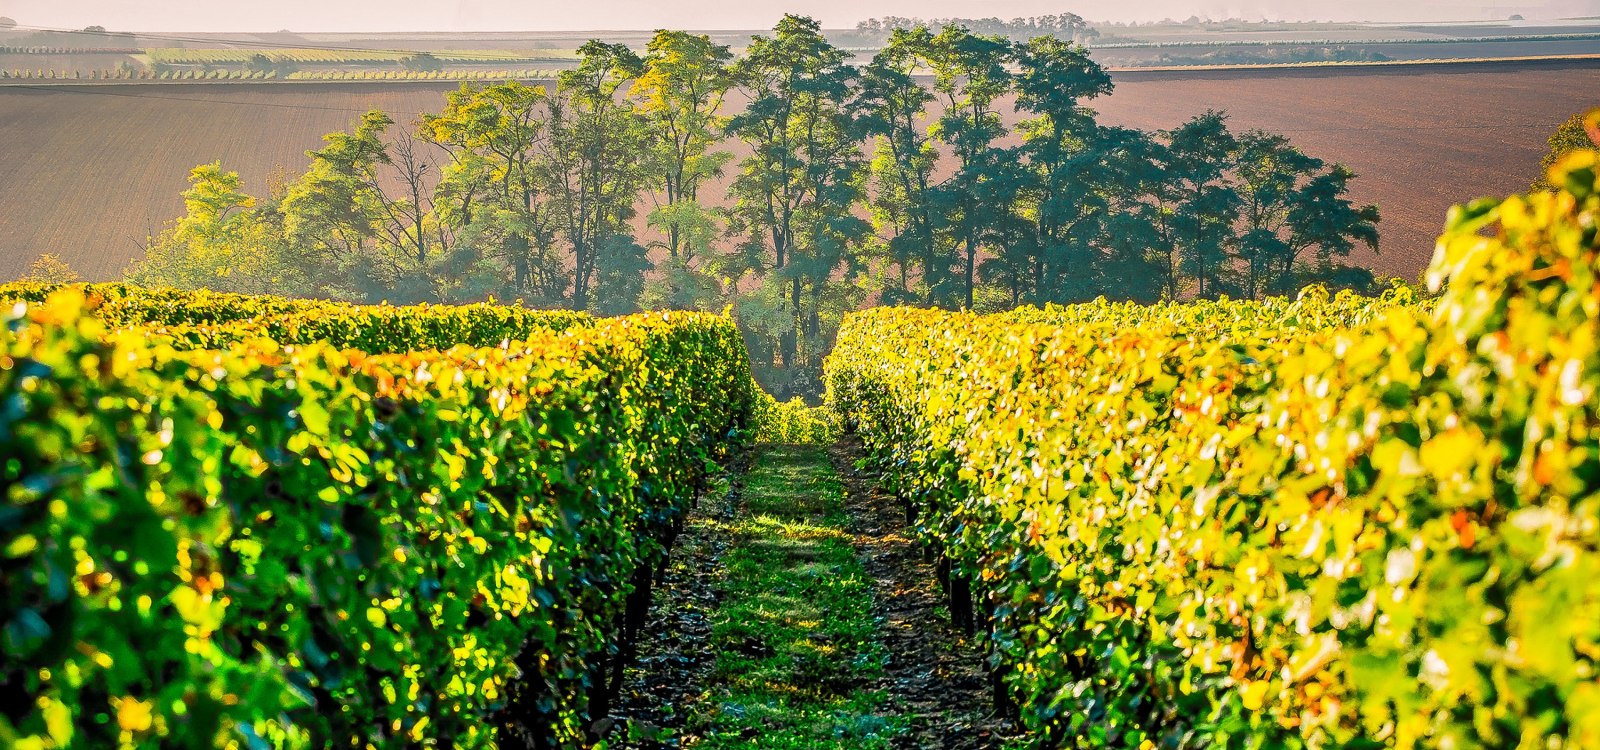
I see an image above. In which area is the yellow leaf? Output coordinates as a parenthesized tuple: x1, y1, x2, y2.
(1419, 428, 1475, 480)
(116, 697, 153, 733)
(1241, 680, 1270, 711)
(43, 697, 73, 744)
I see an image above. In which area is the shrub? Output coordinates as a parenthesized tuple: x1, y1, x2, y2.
(752, 392, 838, 444)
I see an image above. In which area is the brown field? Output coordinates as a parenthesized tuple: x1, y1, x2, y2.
(1091, 37, 1600, 67)
(1095, 59, 1600, 277)
(0, 81, 463, 279)
(0, 57, 1595, 282)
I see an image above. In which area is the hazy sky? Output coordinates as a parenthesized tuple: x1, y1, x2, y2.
(0, 0, 1596, 32)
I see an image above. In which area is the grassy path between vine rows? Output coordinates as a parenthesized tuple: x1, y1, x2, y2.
(608, 444, 1014, 749)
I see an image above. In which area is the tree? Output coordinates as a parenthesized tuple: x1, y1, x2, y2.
(727, 15, 869, 398)
(1536, 109, 1600, 190)
(1010, 35, 1113, 303)
(400, 52, 444, 73)
(280, 110, 444, 301)
(1141, 119, 1380, 300)
(1092, 128, 1174, 303)
(1164, 112, 1242, 298)
(923, 26, 1015, 309)
(1274, 162, 1380, 294)
(128, 162, 291, 294)
(424, 82, 562, 302)
(1230, 130, 1321, 299)
(246, 53, 274, 74)
(857, 27, 942, 305)
(641, 201, 726, 310)
(17, 253, 80, 284)
(541, 41, 651, 312)
(590, 234, 653, 316)
(245, 53, 296, 77)
(632, 30, 735, 310)
(853, 14, 1096, 42)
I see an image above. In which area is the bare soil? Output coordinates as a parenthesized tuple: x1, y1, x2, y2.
(827, 439, 1020, 750)
(605, 456, 745, 747)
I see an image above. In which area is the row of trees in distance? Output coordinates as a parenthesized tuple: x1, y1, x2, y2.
(127, 15, 1382, 399)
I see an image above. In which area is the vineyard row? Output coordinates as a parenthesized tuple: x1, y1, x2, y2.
(0, 285, 759, 746)
(824, 153, 1600, 747)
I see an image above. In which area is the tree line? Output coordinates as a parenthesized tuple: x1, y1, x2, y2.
(127, 15, 1381, 399)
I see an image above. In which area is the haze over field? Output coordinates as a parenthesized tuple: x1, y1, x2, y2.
(1, 0, 1597, 30)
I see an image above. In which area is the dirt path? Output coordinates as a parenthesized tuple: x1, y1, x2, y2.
(601, 455, 744, 746)
(608, 443, 1018, 749)
(828, 439, 1020, 750)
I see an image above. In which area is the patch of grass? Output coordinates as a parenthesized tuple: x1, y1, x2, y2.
(694, 445, 903, 749)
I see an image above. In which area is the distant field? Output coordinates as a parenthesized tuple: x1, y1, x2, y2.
(3, 21, 1598, 78)
(0, 58, 1594, 281)
(1093, 59, 1600, 277)
(0, 81, 463, 279)
(1090, 37, 1600, 67)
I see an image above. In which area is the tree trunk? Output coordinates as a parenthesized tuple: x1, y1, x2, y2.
(509, 235, 531, 296)
(965, 235, 977, 310)
(782, 276, 802, 368)
(573, 238, 590, 311)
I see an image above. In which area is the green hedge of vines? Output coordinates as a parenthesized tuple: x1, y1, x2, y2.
(0, 283, 593, 351)
(825, 153, 1600, 748)
(1, 291, 755, 748)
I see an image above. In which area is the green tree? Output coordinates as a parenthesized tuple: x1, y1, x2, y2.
(245, 53, 275, 74)
(727, 14, 870, 398)
(280, 110, 440, 301)
(1164, 112, 1241, 298)
(1273, 162, 1380, 294)
(923, 26, 1015, 309)
(973, 165, 1037, 309)
(640, 201, 726, 311)
(632, 30, 735, 310)
(400, 52, 444, 73)
(17, 253, 81, 284)
(590, 234, 653, 316)
(1010, 35, 1112, 303)
(1224, 130, 1380, 297)
(1094, 129, 1176, 303)
(423, 82, 564, 303)
(128, 162, 291, 294)
(1231, 130, 1321, 299)
(245, 53, 296, 77)
(857, 27, 943, 305)
(543, 41, 652, 312)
